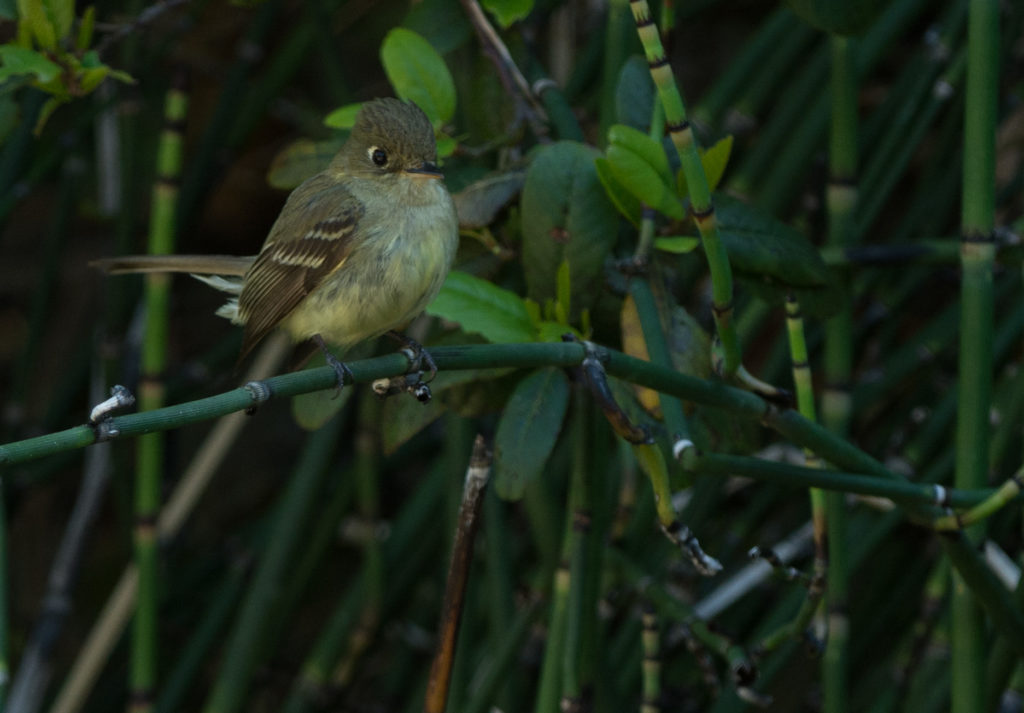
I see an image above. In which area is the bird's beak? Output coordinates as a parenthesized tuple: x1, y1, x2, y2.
(404, 161, 443, 179)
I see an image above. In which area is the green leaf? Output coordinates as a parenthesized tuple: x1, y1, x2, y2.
(481, 0, 532, 27)
(41, 0, 73, 41)
(608, 124, 672, 187)
(677, 134, 733, 198)
(402, 0, 472, 55)
(266, 138, 345, 190)
(521, 141, 619, 317)
(0, 44, 60, 83)
(426, 270, 535, 343)
(78, 65, 109, 93)
(615, 55, 656, 131)
(606, 124, 682, 219)
(700, 135, 732, 193)
(493, 367, 570, 500)
(594, 157, 641, 226)
(555, 259, 571, 320)
(715, 193, 828, 288)
(323, 102, 362, 129)
(606, 143, 683, 220)
(654, 236, 700, 254)
(452, 170, 525, 229)
(75, 5, 94, 50)
(380, 27, 456, 126)
(17, 0, 57, 49)
(32, 94, 63, 133)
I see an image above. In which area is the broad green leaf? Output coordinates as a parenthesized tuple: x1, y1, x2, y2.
(79, 65, 109, 93)
(481, 0, 532, 27)
(75, 5, 94, 50)
(427, 270, 535, 343)
(0, 0, 15, 20)
(615, 55, 655, 131)
(323, 102, 362, 129)
(403, 0, 472, 55)
(267, 138, 345, 190)
(380, 27, 455, 126)
(608, 124, 672, 187)
(701, 135, 732, 192)
(33, 95, 63, 133)
(521, 141, 618, 316)
(715, 193, 828, 288)
(654, 236, 700, 254)
(493, 367, 570, 500)
(555, 259, 570, 320)
(677, 134, 733, 198)
(606, 143, 683, 220)
(17, 0, 57, 49)
(594, 157, 641, 226)
(0, 45, 60, 83)
(452, 170, 525, 228)
(41, 0, 73, 42)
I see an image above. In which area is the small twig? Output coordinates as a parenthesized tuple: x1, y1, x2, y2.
(424, 435, 492, 713)
(457, 0, 549, 136)
(94, 0, 191, 57)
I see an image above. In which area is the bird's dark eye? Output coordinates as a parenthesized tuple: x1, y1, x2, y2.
(369, 147, 388, 167)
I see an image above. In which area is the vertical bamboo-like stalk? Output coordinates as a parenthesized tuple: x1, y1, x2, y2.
(629, 97, 692, 450)
(782, 294, 828, 641)
(952, 1, 998, 711)
(202, 418, 341, 713)
(627, 0, 741, 377)
(131, 73, 187, 713)
(561, 391, 591, 711)
(640, 605, 660, 713)
(822, 35, 857, 713)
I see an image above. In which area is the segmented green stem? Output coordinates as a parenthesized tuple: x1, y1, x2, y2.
(132, 75, 187, 713)
(628, 0, 740, 376)
(640, 606, 660, 713)
(952, 3, 999, 709)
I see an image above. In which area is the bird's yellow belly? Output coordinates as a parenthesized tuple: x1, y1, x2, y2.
(281, 196, 456, 350)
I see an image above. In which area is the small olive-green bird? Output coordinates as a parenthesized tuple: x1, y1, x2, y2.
(96, 98, 459, 378)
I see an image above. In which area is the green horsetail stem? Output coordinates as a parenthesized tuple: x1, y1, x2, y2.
(133, 72, 188, 713)
(640, 606, 660, 713)
(628, 0, 740, 376)
(952, 2, 999, 709)
(822, 35, 856, 713)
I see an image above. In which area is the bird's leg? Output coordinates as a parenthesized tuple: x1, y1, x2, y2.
(386, 331, 438, 382)
(313, 334, 353, 395)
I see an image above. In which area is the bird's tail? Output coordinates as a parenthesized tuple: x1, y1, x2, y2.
(90, 254, 254, 276)
(91, 254, 255, 323)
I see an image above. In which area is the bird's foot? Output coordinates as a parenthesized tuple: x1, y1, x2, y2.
(387, 331, 438, 383)
(313, 334, 353, 398)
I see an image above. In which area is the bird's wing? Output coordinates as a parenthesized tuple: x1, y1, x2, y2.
(237, 179, 364, 359)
